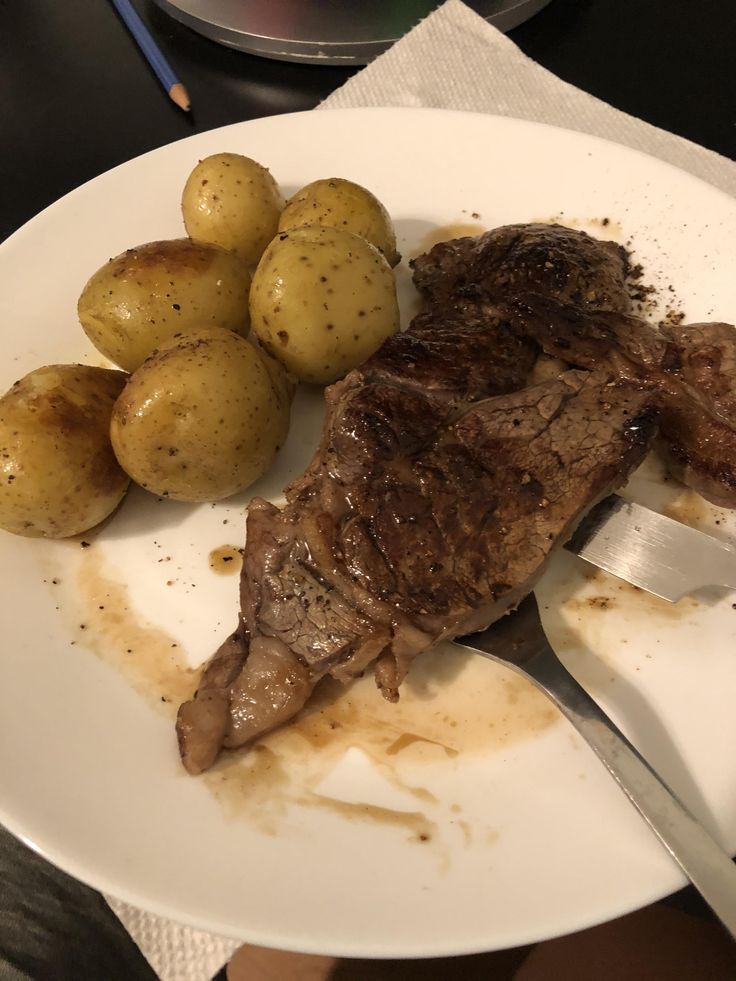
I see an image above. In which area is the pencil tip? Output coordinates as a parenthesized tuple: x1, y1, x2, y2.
(169, 83, 191, 112)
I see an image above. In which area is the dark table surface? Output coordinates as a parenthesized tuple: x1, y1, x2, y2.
(1, 0, 734, 244)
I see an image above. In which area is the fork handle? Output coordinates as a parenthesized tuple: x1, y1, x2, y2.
(529, 645, 736, 940)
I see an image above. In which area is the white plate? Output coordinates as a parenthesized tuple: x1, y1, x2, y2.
(1, 108, 736, 958)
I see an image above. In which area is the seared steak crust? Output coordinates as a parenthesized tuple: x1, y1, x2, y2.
(411, 223, 632, 315)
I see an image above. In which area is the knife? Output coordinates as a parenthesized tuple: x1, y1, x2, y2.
(566, 495, 736, 603)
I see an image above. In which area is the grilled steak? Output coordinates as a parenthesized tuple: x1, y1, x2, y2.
(505, 295, 736, 507)
(411, 222, 633, 315)
(413, 222, 736, 507)
(177, 355, 657, 773)
(177, 223, 664, 774)
(657, 322, 736, 506)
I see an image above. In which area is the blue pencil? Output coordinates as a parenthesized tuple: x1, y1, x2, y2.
(110, 0, 190, 111)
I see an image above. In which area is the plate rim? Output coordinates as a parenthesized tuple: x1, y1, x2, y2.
(1, 105, 735, 958)
(3, 106, 735, 257)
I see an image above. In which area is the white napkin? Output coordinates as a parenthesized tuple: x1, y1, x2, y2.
(108, 4, 734, 979)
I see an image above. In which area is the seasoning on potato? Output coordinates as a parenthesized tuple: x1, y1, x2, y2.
(0, 365, 130, 538)
(77, 239, 251, 373)
(182, 153, 285, 268)
(110, 328, 292, 502)
(278, 177, 401, 267)
(250, 226, 400, 385)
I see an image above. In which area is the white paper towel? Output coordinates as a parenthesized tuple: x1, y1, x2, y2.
(108, 3, 734, 979)
(105, 895, 239, 981)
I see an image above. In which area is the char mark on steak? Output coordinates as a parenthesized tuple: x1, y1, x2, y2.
(505, 293, 736, 507)
(411, 223, 633, 316)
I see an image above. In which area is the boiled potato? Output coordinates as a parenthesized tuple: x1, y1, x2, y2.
(182, 153, 284, 268)
(110, 328, 292, 502)
(78, 239, 251, 373)
(250, 226, 400, 385)
(278, 178, 400, 267)
(0, 365, 129, 538)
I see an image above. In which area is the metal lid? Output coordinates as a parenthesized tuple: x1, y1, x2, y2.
(152, 0, 552, 64)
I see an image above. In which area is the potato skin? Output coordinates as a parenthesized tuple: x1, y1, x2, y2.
(182, 153, 284, 268)
(250, 226, 400, 385)
(0, 365, 129, 538)
(110, 328, 292, 502)
(278, 178, 400, 267)
(77, 238, 251, 373)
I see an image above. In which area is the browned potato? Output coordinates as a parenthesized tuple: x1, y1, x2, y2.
(77, 239, 251, 372)
(0, 365, 129, 538)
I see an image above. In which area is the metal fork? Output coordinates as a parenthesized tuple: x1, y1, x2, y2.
(455, 594, 736, 939)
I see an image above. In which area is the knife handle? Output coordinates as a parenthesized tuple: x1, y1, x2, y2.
(529, 646, 736, 939)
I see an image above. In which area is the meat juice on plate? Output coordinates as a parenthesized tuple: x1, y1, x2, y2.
(47, 533, 561, 845)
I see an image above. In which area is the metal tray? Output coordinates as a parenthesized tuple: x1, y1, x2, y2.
(152, 0, 552, 64)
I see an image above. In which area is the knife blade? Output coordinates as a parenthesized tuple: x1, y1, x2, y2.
(565, 495, 736, 603)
